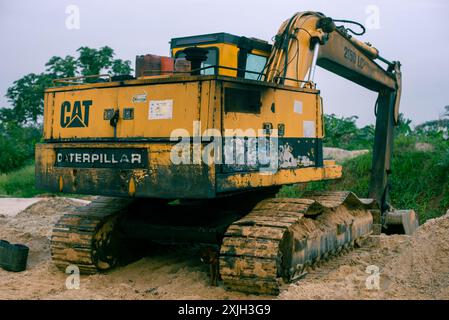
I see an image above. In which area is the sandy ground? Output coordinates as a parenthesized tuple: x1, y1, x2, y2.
(0, 198, 90, 218)
(0, 198, 448, 300)
(0, 198, 43, 217)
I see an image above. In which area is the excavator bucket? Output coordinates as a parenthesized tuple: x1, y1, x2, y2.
(383, 210, 419, 235)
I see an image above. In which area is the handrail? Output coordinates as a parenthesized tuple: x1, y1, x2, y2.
(52, 65, 314, 87)
(52, 74, 112, 85)
(141, 65, 313, 86)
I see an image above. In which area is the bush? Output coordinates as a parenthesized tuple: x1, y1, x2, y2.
(0, 164, 44, 197)
(323, 114, 374, 150)
(0, 123, 41, 174)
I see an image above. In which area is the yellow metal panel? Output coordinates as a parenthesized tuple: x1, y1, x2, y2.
(117, 82, 202, 138)
(51, 88, 118, 139)
(46, 78, 322, 141)
(199, 80, 212, 130)
(48, 82, 208, 139)
(217, 164, 342, 192)
(222, 84, 322, 139)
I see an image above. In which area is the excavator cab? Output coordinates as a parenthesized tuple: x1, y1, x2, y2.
(170, 33, 271, 78)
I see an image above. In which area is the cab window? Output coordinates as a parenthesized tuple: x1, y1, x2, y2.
(245, 54, 267, 80)
(176, 48, 218, 75)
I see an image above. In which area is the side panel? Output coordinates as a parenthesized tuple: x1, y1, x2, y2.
(222, 83, 321, 139)
(46, 82, 204, 140)
(220, 81, 324, 173)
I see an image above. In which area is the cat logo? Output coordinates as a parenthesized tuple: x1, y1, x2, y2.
(60, 100, 92, 128)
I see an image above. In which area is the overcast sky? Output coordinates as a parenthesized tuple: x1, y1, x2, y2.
(1, 0, 448, 126)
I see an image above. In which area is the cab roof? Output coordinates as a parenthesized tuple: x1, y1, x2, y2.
(170, 32, 272, 53)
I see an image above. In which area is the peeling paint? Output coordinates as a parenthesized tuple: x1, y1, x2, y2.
(132, 169, 150, 184)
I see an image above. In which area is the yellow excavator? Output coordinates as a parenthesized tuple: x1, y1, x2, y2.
(36, 11, 419, 294)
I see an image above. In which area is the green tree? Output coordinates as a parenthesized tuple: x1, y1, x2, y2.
(1, 73, 53, 124)
(323, 114, 374, 150)
(415, 105, 449, 140)
(395, 113, 413, 137)
(443, 105, 449, 118)
(110, 59, 132, 76)
(0, 46, 132, 124)
(45, 55, 77, 78)
(76, 46, 133, 81)
(0, 122, 41, 173)
(77, 46, 114, 78)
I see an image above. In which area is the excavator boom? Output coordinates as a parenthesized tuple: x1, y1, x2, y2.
(264, 12, 408, 221)
(317, 28, 397, 91)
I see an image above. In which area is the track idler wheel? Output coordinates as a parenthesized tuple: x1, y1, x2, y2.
(51, 197, 133, 274)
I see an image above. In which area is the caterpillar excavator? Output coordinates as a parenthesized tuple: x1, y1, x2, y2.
(36, 11, 419, 294)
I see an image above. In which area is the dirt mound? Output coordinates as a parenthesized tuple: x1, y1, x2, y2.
(383, 213, 449, 298)
(1, 198, 449, 300)
(0, 198, 84, 268)
(280, 213, 449, 299)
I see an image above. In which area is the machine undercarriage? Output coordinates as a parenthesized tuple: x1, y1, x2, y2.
(51, 190, 386, 295)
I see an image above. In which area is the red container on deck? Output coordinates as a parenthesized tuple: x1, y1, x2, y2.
(136, 55, 190, 77)
(160, 57, 174, 75)
(135, 54, 162, 77)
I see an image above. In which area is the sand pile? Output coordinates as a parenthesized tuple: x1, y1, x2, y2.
(280, 213, 449, 299)
(0, 198, 83, 268)
(1, 198, 448, 300)
(382, 213, 449, 298)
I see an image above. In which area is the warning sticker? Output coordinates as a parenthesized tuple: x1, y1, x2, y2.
(294, 100, 303, 114)
(303, 120, 316, 138)
(132, 93, 147, 103)
(149, 100, 173, 120)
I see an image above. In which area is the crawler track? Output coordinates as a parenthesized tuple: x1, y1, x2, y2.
(219, 191, 378, 295)
(51, 197, 134, 274)
(50, 192, 378, 295)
